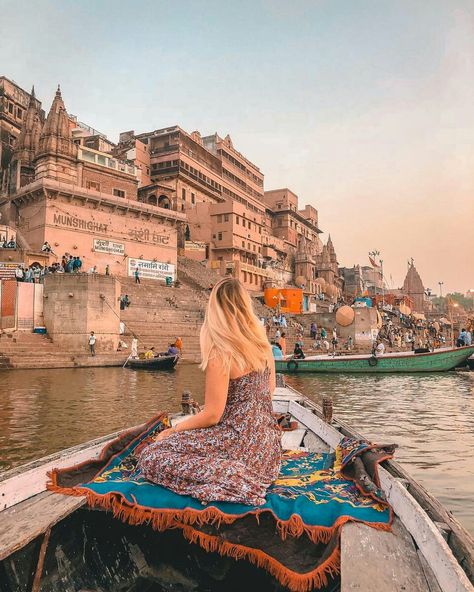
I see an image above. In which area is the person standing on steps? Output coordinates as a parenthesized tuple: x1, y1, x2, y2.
(134, 268, 140, 284)
(88, 332, 96, 356)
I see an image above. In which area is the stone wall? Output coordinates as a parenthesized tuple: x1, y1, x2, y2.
(43, 274, 120, 352)
(295, 306, 378, 344)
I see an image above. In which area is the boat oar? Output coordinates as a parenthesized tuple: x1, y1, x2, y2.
(122, 353, 132, 368)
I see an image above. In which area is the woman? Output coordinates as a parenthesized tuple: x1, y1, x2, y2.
(138, 277, 281, 506)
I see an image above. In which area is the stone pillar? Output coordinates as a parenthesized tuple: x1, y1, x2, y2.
(43, 274, 120, 353)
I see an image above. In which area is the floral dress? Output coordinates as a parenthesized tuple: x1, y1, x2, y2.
(138, 368, 281, 506)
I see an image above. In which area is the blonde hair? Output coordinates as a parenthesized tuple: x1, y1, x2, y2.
(200, 277, 271, 373)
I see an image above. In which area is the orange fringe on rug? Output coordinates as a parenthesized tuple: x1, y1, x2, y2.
(48, 471, 392, 592)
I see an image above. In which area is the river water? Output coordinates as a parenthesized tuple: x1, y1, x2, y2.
(0, 365, 473, 534)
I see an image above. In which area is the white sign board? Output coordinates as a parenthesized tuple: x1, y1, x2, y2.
(93, 239, 125, 255)
(128, 258, 175, 281)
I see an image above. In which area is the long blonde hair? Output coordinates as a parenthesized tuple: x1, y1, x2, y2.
(200, 277, 271, 373)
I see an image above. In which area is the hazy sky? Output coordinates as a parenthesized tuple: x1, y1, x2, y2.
(2, 0, 473, 293)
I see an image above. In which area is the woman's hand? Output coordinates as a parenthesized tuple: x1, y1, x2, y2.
(156, 427, 176, 442)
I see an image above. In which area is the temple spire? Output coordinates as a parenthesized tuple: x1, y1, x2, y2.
(37, 84, 77, 160)
(13, 85, 42, 165)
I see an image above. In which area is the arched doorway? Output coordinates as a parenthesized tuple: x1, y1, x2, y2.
(148, 194, 157, 206)
(158, 195, 171, 209)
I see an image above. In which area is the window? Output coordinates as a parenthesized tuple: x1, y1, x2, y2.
(248, 222, 251, 230)
(8, 103, 13, 114)
(113, 188, 126, 198)
(182, 188, 186, 200)
(181, 204, 185, 211)
(243, 271, 247, 283)
(218, 232, 222, 240)
(17, 107, 23, 120)
(146, 167, 150, 175)
(242, 219, 246, 228)
(217, 214, 222, 223)
(242, 240, 245, 247)
(158, 195, 170, 209)
(253, 245, 256, 251)
(259, 226, 261, 234)
(249, 274, 253, 284)
(236, 216, 239, 224)
(191, 192, 195, 204)
(224, 214, 229, 222)
(247, 242, 250, 250)
(86, 181, 101, 191)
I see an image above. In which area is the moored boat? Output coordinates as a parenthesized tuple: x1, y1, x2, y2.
(127, 353, 179, 370)
(276, 345, 474, 374)
(0, 380, 473, 592)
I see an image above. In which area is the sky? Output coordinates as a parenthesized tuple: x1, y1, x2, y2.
(2, 0, 473, 294)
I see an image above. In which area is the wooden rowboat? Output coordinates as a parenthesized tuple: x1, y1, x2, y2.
(1, 380, 473, 591)
(276, 345, 474, 374)
(127, 353, 179, 370)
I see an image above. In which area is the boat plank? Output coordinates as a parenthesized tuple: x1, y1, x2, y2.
(418, 549, 443, 592)
(288, 400, 341, 449)
(0, 491, 85, 561)
(379, 467, 473, 592)
(341, 517, 430, 592)
(281, 428, 307, 450)
(0, 440, 113, 511)
(303, 431, 330, 453)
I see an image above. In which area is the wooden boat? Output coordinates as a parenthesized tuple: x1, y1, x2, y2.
(1, 381, 473, 592)
(276, 345, 474, 374)
(127, 353, 179, 370)
(467, 355, 474, 371)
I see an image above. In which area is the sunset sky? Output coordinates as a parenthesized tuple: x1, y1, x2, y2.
(2, 0, 473, 293)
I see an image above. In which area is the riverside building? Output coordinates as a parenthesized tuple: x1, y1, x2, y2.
(129, 127, 340, 295)
(1, 86, 183, 280)
(1, 78, 341, 297)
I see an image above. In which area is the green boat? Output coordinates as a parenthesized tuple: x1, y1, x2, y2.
(275, 345, 474, 374)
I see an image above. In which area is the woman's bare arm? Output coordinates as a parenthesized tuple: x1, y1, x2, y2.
(158, 357, 229, 438)
(268, 349, 276, 395)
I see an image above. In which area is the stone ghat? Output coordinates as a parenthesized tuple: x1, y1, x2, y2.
(0, 332, 128, 370)
(118, 277, 206, 363)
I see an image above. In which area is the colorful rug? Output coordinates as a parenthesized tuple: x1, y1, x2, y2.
(49, 413, 394, 592)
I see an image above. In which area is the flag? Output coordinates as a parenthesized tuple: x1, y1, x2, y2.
(369, 256, 380, 268)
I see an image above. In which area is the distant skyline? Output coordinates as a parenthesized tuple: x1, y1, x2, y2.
(2, 0, 473, 293)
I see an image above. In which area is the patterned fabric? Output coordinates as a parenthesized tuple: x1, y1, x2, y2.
(138, 368, 282, 506)
(60, 416, 391, 532)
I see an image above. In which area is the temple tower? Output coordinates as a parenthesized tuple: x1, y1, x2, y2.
(9, 86, 43, 193)
(402, 260, 425, 312)
(35, 85, 78, 184)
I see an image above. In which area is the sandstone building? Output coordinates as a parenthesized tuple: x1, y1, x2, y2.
(2, 86, 183, 279)
(1, 78, 341, 298)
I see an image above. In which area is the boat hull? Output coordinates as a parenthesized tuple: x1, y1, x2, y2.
(128, 354, 179, 370)
(275, 346, 474, 374)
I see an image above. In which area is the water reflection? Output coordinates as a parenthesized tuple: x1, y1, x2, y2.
(0, 366, 472, 534)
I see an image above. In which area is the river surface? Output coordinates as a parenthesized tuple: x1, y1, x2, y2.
(0, 365, 473, 534)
